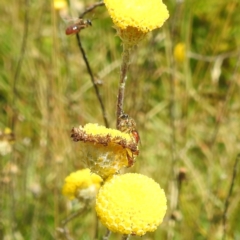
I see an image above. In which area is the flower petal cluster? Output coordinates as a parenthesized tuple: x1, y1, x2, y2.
(0, 128, 15, 156)
(104, 0, 169, 46)
(62, 169, 102, 200)
(104, 0, 169, 32)
(71, 123, 139, 179)
(174, 43, 186, 63)
(54, 0, 67, 10)
(95, 173, 167, 236)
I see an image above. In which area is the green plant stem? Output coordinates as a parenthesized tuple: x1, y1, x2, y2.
(222, 154, 240, 240)
(94, 212, 99, 240)
(58, 204, 89, 240)
(102, 229, 111, 240)
(121, 234, 130, 240)
(79, 1, 104, 18)
(164, 25, 178, 240)
(116, 44, 132, 128)
(76, 33, 109, 127)
(11, 0, 29, 130)
(75, 2, 108, 127)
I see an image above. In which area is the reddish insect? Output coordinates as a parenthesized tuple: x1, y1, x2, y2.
(65, 19, 92, 35)
(118, 113, 140, 167)
(131, 130, 140, 144)
(118, 113, 140, 144)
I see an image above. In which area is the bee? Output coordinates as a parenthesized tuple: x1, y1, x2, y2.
(65, 19, 92, 35)
(118, 113, 140, 144)
(118, 113, 140, 167)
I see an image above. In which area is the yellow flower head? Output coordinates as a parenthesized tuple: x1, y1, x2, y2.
(54, 0, 67, 10)
(62, 169, 103, 200)
(95, 173, 167, 236)
(71, 123, 139, 179)
(0, 128, 14, 142)
(0, 128, 15, 156)
(173, 43, 186, 63)
(104, 0, 169, 46)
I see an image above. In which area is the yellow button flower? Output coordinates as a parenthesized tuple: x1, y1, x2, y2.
(95, 173, 167, 236)
(62, 169, 103, 200)
(104, 0, 169, 46)
(54, 0, 67, 10)
(0, 128, 15, 156)
(174, 43, 186, 63)
(71, 123, 139, 179)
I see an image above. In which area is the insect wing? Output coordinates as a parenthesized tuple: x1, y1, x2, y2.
(65, 19, 92, 35)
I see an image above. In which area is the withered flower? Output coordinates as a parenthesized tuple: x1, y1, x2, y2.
(71, 123, 139, 179)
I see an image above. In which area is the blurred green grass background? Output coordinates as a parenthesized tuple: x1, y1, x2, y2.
(1, 0, 240, 239)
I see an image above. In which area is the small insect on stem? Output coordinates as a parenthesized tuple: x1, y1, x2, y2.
(118, 113, 140, 144)
(65, 19, 92, 35)
(118, 113, 140, 167)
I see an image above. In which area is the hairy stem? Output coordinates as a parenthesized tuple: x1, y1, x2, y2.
(116, 44, 132, 128)
(121, 234, 130, 240)
(102, 229, 111, 240)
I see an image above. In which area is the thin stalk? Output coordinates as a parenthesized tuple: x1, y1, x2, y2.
(74, 2, 108, 127)
(222, 154, 240, 240)
(121, 234, 130, 240)
(116, 44, 132, 128)
(102, 229, 111, 240)
(11, 0, 29, 130)
(76, 33, 109, 127)
(94, 212, 99, 240)
(58, 204, 89, 240)
(79, 2, 104, 18)
(10, 1, 29, 239)
(209, 50, 240, 146)
(164, 24, 178, 240)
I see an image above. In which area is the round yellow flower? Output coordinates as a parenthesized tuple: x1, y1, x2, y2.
(95, 173, 167, 236)
(4, 128, 12, 135)
(104, 0, 169, 32)
(62, 169, 102, 200)
(104, 0, 169, 46)
(174, 43, 186, 63)
(54, 0, 67, 10)
(71, 123, 139, 179)
(0, 128, 14, 155)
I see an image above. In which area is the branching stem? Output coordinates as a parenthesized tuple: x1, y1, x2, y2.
(79, 2, 104, 18)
